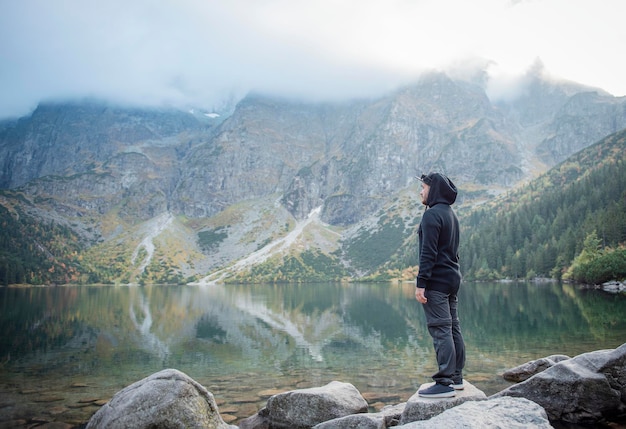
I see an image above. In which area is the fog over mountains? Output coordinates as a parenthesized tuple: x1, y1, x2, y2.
(1, 71, 625, 284)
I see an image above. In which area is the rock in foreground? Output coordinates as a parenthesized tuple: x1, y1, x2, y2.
(494, 343, 626, 424)
(86, 368, 235, 429)
(83, 344, 626, 428)
(400, 380, 486, 424)
(396, 396, 553, 428)
(239, 381, 368, 429)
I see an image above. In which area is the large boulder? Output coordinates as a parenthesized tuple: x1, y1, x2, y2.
(85, 368, 235, 429)
(502, 354, 570, 382)
(399, 381, 487, 424)
(493, 343, 626, 424)
(239, 381, 368, 429)
(396, 396, 552, 428)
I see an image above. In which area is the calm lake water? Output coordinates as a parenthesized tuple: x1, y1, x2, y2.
(1, 281, 625, 426)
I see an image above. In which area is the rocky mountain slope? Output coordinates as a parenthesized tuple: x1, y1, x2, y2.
(1, 71, 625, 284)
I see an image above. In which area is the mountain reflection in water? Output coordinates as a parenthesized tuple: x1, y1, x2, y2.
(0, 281, 625, 425)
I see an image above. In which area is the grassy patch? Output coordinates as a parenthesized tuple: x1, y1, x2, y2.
(340, 215, 408, 273)
(198, 227, 228, 252)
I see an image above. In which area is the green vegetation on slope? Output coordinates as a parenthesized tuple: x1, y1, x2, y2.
(226, 250, 348, 283)
(459, 129, 626, 282)
(339, 212, 418, 278)
(0, 196, 84, 285)
(564, 231, 626, 284)
(197, 227, 228, 251)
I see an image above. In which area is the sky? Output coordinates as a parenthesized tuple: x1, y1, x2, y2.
(1, 0, 625, 119)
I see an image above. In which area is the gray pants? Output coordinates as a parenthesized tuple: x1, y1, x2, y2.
(423, 288, 466, 385)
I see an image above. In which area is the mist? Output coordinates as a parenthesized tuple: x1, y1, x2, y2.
(1, 0, 625, 119)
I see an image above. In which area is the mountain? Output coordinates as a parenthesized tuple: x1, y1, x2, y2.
(1, 72, 625, 285)
(460, 128, 626, 280)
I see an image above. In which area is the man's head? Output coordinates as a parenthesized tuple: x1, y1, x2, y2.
(416, 172, 457, 207)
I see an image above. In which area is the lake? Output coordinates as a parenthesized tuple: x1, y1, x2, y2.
(1, 281, 625, 426)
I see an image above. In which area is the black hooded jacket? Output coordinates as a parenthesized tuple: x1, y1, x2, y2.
(417, 173, 461, 292)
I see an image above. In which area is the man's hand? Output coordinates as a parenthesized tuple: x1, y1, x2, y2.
(415, 287, 427, 304)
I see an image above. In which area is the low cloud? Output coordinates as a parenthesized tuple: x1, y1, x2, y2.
(1, 0, 624, 119)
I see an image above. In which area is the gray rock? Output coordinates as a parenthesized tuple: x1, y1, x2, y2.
(601, 281, 626, 293)
(313, 413, 385, 429)
(502, 354, 570, 382)
(246, 381, 369, 429)
(85, 368, 235, 429)
(400, 381, 487, 424)
(396, 396, 553, 428)
(238, 407, 270, 429)
(312, 403, 406, 429)
(378, 403, 406, 427)
(493, 343, 626, 424)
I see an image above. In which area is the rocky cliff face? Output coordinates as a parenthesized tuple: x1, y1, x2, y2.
(173, 73, 528, 224)
(536, 91, 626, 163)
(0, 102, 216, 188)
(1, 72, 625, 283)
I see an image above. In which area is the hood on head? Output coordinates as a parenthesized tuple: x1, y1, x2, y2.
(417, 172, 457, 207)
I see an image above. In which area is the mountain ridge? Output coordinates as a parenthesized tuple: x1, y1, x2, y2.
(1, 71, 626, 284)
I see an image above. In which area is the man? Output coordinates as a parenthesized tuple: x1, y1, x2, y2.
(415, 172, 466, 398)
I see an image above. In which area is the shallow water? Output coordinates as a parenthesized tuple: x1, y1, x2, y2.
(1, 281, 625, 426)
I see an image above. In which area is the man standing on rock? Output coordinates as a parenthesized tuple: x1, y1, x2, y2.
(415, 172, 466, 398)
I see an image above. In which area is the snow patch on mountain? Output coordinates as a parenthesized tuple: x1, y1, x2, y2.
(131, 212, 174, 276)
